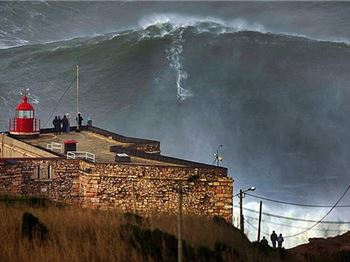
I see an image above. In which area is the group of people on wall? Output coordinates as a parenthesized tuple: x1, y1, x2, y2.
(260, 231, 284, 248)
(52, 113, 83, 135)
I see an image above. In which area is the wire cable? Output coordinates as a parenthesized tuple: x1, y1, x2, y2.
(284, 184, 350, 238)
(245, 219, 346, 240)
(42, 77, 76, 128)
(233, 205, 350, 224)
(245, 192, 350, 208)
(245, 215, 345, 232)
(245, 219, 270, 236)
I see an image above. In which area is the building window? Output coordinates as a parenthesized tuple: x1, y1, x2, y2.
(17, 110, 33, 119)
(32, 164, 54, 180)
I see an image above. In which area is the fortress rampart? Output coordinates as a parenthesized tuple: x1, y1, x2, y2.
(0, 157, 233, 221)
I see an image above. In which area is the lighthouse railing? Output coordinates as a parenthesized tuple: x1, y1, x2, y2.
(9, 118, 16, 132)
(67, 151, 96, 163)
(9, 118, 40, 132)
(47, 142, 63, 153)
(33, 118, 40, 132)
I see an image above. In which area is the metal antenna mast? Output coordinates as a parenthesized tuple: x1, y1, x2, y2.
(20, 88, 30, 97)
(213, 145, 223, 167)
(76, 64, 80, 130)
(76, 40, 80, 132)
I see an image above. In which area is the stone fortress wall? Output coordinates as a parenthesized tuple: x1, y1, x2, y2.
(0, 126, 233, 221)
(0, 158, 233, 221)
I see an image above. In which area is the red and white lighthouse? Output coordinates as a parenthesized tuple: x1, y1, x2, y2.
(9, 95, 40, 137)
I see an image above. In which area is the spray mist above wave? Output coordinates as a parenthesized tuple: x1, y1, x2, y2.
(139, 13, 267, 36)
(138, 13, 350, 45)
(0, 38, 30, 50)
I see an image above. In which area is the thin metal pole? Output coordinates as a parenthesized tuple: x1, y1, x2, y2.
(240, 189, 244, 234)
(178, 181, 183, 262)
(76, 64, 80, 131)
(257, 201, 262, 242)
(216, 148, 219, 166)
(131, 179, 136, 214)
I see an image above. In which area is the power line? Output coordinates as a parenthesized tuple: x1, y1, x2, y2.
(284, 184, 350, 238)
(245, 215, 345, 232)
(245, 219, 270, 236)
(233, 205, 350, 224)
(245, 193, 350, 208)
(245, 219, 346, 240)
(42, 77, 76, 128)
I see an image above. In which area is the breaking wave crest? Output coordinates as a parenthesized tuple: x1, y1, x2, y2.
(1, 15, 349, 105)
(138, 13, 350, 45)
(139, 13, 267, 35)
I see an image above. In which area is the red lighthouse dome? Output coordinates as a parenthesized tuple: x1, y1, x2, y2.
(16, 96, 34, 111)
(9, 95, 40, 137)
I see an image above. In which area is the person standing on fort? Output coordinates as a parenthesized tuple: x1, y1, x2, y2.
(62, 115, 69, 133)
(52, 116, 59, 135)
(277, 233, 284, 248)
(270, 230, 277, 248)
(57, 116, 63, 134)
(66, 113, 71, 133)
(76, 112, 83, 129)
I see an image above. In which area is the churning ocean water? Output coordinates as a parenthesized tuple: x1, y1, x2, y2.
(1, 1, 350, 247)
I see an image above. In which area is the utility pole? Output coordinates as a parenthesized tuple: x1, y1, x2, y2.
(129, 176, 137, 214)
(236, 187, 255, 234)
(239, 189, 244, 234)
(257, 201, 262, 242)
(178, 181, 183, 262)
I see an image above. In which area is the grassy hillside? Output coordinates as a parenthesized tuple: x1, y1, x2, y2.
(290, 233, 350, 262)
(0, 196, 291, 262)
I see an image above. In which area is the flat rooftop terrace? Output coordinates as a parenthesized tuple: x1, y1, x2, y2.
(22, 130, 184, 167)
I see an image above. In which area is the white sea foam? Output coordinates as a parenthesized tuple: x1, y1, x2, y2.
(165, 27, 193, 103)
(139, 13, 266, 35)
(0, 39, 30, 49)
(141, 14, 267, 103)
(1, 13, 349, 51)
(142, 14, 267, 103)
(138, 13, 350, 45)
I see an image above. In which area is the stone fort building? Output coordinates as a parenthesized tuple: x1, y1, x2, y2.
(0, 95, 233, 221)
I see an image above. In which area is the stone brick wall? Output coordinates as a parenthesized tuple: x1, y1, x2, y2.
(0, 158, 233, 221)
(0, 159, 80, 203)
(79, 161, 233, 220)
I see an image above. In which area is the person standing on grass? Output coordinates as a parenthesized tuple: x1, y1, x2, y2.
(260, 236, 269, 247)
(270, 230, 277, 248)
(277, 233, 284, 248)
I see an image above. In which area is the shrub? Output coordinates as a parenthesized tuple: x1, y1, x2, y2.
(21, 212, 49, 242)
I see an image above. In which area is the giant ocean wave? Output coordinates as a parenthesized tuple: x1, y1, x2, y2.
(1, 14, 350, 247)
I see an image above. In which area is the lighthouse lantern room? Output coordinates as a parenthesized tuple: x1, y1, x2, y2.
(9, 95, 40, 137)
